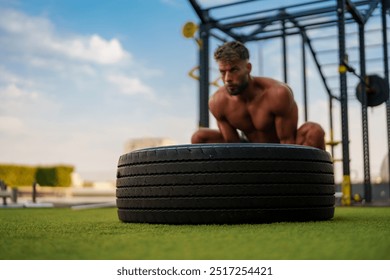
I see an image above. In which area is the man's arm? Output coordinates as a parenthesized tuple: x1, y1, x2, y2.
(271, 85, 298, 144)
(209, 93, 240, 143)
(216, 118, 241, 142)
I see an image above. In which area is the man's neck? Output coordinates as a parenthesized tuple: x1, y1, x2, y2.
(237, 75, 255, 101)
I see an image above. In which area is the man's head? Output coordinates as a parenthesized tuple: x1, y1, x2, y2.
(214, 41, 249, 63)
(214, 41, 252, 96)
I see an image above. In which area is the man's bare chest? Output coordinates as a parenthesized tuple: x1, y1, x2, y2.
(224, 101, 275, 131)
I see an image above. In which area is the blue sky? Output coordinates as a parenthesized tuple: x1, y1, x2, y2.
(0, 0, 388, 183)
(0, 0, 201, 181)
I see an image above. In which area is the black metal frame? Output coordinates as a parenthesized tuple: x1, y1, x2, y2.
(188, 0, 390, 204)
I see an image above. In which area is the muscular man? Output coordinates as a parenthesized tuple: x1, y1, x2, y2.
(191, 41, 325, 150)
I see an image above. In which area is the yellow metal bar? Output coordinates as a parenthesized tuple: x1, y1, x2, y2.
(326, 129, 341, 146)
(341, 175, 351, 206)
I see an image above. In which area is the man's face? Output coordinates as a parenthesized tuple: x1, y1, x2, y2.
(218, 59, 250, 96)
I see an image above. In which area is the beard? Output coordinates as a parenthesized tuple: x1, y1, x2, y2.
(226, 79, 249, 96)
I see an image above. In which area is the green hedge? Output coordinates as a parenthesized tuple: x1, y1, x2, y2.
(0, 164, 74, 187)
(0, 165, 36, 186)
(35, 165, 74, 187)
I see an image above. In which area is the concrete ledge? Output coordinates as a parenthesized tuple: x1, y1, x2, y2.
(71, 187, 115, 197)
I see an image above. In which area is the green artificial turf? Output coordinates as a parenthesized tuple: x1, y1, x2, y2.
(0, 207, 389, 260)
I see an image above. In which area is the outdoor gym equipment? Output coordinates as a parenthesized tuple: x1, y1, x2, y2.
(116, 143, 335, 224)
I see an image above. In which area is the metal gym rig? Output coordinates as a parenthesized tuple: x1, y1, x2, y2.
(185, 0, 390, 205)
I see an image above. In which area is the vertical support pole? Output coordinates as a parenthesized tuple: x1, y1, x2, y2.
(32, 181, 37, 203)
(382, 0, 390, 193)
(199, 23, 210, 128)
(1, 181, 7, 206)
(359, 23, 372, 202)
(282, 16, 288, 83)
(337, 0, 352, 206)
(329, 96, 336, 159)
(302, 33, 308, 122)
(12, 188, 18, 203)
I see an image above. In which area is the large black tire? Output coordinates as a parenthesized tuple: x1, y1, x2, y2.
(116, 184, 335, 197)
(117, 173, 334, 186)
(117, 160, 334, 175)
(118, 143, 332, 165)
(116, 195, 335, 209)
(116, 143, 335, 224)
(117, 207, 335, 224)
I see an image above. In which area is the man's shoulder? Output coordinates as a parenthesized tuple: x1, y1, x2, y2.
(210, 87, 228, 103)
(209, 88, 226, 111)
(253, 76, 288, 87)
(253, 76, 293, 96)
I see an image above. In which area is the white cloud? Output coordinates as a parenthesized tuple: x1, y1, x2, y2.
(0, 116, 25, 135)
(0, 5, 192, 181)
(0, 8, 130, 65)
(54, 34, 130, 65)
(0, 8, 52, 34)
(0, 83, 39, 99)
(0, 83, 60, 118)
(0, 66, 37, 88)
(107, 74, 154, 97)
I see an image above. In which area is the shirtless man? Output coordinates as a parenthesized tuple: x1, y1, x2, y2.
(191, 41, 325, 150)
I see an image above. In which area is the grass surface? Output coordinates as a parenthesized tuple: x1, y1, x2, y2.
(1, 207, 389, 260)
